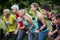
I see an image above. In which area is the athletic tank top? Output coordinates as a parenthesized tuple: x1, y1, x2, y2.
(23, 18, 38, 33)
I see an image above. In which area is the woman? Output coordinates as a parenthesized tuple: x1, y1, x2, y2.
(11, 4, 20, 21)
(17, 9, 38, 40)
(30, 3, 48, 40)
(2, 9, 17, 40)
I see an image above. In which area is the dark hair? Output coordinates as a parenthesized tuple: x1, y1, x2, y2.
(42, 5, 51, 12)
(6, 13, 10, 18)
(55, 14, 60, 19)
(31, 2, 39, 10)
(51, 13, 56, 18)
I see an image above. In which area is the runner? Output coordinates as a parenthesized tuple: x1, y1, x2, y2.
(3, 9, 17, 40)
(30, 3, 48, 40)
(17, 9, 38, 40)
(48, 13, 58, 40)
(53, 14, 60, 40)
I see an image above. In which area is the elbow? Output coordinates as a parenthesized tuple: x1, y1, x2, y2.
(44, 23, 47, 27)
(56, 29, 58, 31)
(32, 24, 34, 28)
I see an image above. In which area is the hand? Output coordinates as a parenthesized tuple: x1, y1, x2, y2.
(26, 31, 29, 34)
(5, 32, 9, 36)
(14, 29, 18, 34)
(48, 32, 53, 38)
(48, 32, 51, 38)
(35, 30, 39, 33)
(54, 36, 60, 40)
(20, 26, 25, 29)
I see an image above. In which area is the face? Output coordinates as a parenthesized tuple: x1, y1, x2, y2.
(31, 5, 37, 12)
(55, 19, 59, 24)
(42, 9, 48, 15)
(59, 19, 60, 24)
(57, 19, 60, 24)
(12, 9, 17, 13)
(18, 11, 25, 18)
(3, 10, 7, 16)
(51, 17, 59, 24)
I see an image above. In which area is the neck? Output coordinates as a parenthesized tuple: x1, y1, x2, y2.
(47, 12, 52, 18)
(34, 10, 38, 15)
(48, 12, 51, 15)
(15, 10, 19, 14)
(59, 22, 60, 25)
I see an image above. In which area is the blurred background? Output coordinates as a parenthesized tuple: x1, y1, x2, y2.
(0, 0, 60, 40)
(0, 0, 60, 15)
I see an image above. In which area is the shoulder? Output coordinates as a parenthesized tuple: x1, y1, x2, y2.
(2, 16, 5, 20)
(10, 14, 15, 17)
(10, 14, 15, 18)
(25, 13, 32, 21)
(37, 11, 44, 19)
(10, 14, 16, 20)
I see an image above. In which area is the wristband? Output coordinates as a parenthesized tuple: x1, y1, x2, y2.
(28, 30, 30, 32)
(39, 29, 42, 32)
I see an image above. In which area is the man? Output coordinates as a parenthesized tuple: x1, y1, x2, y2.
(42, 5, 52, 20)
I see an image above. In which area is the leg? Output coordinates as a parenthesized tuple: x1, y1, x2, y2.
(28, 32, 33, 40)
(34, 32, 38, 40)
(17, 30, 26, 40)
(39, 30, 48, 40)
(14, 33, 18, 40)
(0, 29, 4, 39)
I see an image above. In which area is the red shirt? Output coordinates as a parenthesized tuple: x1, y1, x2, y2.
(16, 13, 26, 30)
(16, 13, 19, 18)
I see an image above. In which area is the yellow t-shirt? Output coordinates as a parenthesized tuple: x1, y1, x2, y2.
(2, 14, 16, 32)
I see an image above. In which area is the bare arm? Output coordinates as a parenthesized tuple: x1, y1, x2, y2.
(4, 22, 9, 32)
(38, 13, 47, 30)
(50, 26, 53, 32)
(14, 20, 18, 30)
(51, 24, 58, 35)
(56, 24, 60, 35)
(2, 17, 9, 32)
(49, 23, 53, 32)
(26, 15, 34, 31)
(52, 29, 57, 35)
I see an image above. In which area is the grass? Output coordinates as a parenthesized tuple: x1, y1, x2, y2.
(0, 18, 51, 40)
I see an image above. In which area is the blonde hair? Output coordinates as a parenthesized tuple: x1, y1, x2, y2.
(19, 9, 32, 19)
(3, 9, 10, 13)
(31, 2, 39, 10)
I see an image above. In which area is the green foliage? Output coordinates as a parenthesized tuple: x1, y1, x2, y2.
(0, 0, 60, 16)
